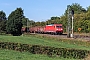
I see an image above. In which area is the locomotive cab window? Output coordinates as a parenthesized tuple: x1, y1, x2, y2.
(56, 26, 62, 28)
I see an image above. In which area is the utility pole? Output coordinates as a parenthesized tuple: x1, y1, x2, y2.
(71, 15, 74, 37)
(67, 5, 74, 38)
(71, 10, 74, 38)
(27, 18, 28, 32)
(67, 5, 71, 38)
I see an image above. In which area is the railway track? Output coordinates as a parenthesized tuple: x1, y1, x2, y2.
(31, 33, 90, 40)
(74, 34, 90, 40)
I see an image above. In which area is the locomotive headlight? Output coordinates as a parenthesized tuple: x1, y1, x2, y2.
(57, 29, 58, 30)
(61, 28, 63, 30)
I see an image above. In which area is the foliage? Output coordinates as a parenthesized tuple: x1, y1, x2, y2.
(6, 8, 24, 36)
(22, 17, 27, 26)
(51, 17, 60, 20)
(22, 17, 35, 27)
(0, 11, 7, 33)
(0, 41, 89, 59)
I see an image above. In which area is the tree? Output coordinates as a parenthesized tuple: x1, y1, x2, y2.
(29, 20, 35, 27)
(22, 16, 27, 26)
(71, 3, 86, 13)
(59, 15, 67, 32)
(40, 21, 46, 26)
(87, 6, 90, 12)
(0, 11, 7, 33)
(51, 17, 60, 20)
(64, 3, 86, 16)
(6, 8, 24, 36)
(34, 22, 41, 26)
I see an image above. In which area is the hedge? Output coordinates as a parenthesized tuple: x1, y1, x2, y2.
(0, 42, 90, 59)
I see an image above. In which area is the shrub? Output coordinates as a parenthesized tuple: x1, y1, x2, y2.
(0, 41, 89, 59)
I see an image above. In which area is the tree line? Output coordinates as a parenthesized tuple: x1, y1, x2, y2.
(34, 3, 90, 33)
(0, 3, 90, 36)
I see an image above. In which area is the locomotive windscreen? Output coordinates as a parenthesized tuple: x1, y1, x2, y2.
(56, 26, 62, 28)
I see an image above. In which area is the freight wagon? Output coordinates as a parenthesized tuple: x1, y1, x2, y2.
(22, 24, 63, 35)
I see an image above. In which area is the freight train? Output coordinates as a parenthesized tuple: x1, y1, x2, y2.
(22, 24, 63, 35)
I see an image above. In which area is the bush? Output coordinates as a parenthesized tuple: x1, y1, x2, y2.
(0, 42, 89, 59)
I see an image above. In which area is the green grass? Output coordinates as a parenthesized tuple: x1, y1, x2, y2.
(0, 35, 90, 50)
(0, 49, 79, 60)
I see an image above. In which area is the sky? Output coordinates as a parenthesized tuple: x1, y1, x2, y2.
(0, 0, 90, 22)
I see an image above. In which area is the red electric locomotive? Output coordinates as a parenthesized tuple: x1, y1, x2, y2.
(44, 24, 63, 34)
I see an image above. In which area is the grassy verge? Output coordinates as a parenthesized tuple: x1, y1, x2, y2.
(0, 35, 90, 50)
(0, 49, 79, 60)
